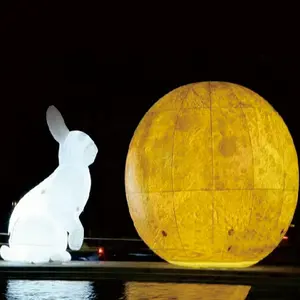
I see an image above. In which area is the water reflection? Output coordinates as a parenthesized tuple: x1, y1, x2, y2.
(3, 280, 300, 299)
(5, 280, 96, 299)
(123, 282, 251, 300)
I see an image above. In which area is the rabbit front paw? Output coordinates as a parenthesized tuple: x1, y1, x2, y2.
(68, 227, 84, 251)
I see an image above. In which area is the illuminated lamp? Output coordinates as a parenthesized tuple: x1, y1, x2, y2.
(98, 247, 105, 257)
(125, 82, 298, 268)
(0, 106, 98, 263)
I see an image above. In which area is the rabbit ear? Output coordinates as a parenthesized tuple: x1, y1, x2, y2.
(46, 105, 69, 143)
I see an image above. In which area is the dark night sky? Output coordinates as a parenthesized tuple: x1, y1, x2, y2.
(0, 1, 299, 238)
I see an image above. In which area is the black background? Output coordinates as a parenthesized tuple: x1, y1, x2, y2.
(1, 1, 299, 238)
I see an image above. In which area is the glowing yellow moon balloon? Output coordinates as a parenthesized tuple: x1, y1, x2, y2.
(125, 82, 299, 268)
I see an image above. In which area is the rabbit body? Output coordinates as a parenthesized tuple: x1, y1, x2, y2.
(0, 106, 98, 263)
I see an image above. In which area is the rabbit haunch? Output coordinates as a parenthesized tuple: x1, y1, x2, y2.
(0, 106, 98, 263)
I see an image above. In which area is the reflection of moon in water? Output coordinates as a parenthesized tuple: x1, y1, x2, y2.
(124, 282, 251, 300)
(5, 280, 95, 299)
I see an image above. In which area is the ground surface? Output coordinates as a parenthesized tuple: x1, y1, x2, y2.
(0, 261, 299, 287)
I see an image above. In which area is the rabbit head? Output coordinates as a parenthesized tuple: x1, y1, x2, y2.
(46, 106, 98, 166)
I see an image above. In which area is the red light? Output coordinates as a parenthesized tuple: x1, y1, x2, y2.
(283, 236, 288, 240)
(98, 247, 104, 255)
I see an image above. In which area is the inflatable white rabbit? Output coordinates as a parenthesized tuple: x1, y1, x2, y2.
(0, 106, 98, 263)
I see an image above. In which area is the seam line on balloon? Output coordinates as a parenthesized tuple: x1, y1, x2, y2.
(127, 188, 296, 194)
(191, 86, 209, 108)
(276, 120, 286, 233)
(231, 86, 256, 252)
(232, 91, 256, 233)
(209, 82, 215, 246)
(171, 87, 189, 258)
(276, 190, 285, 235)
(231, 86, 255, 189)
